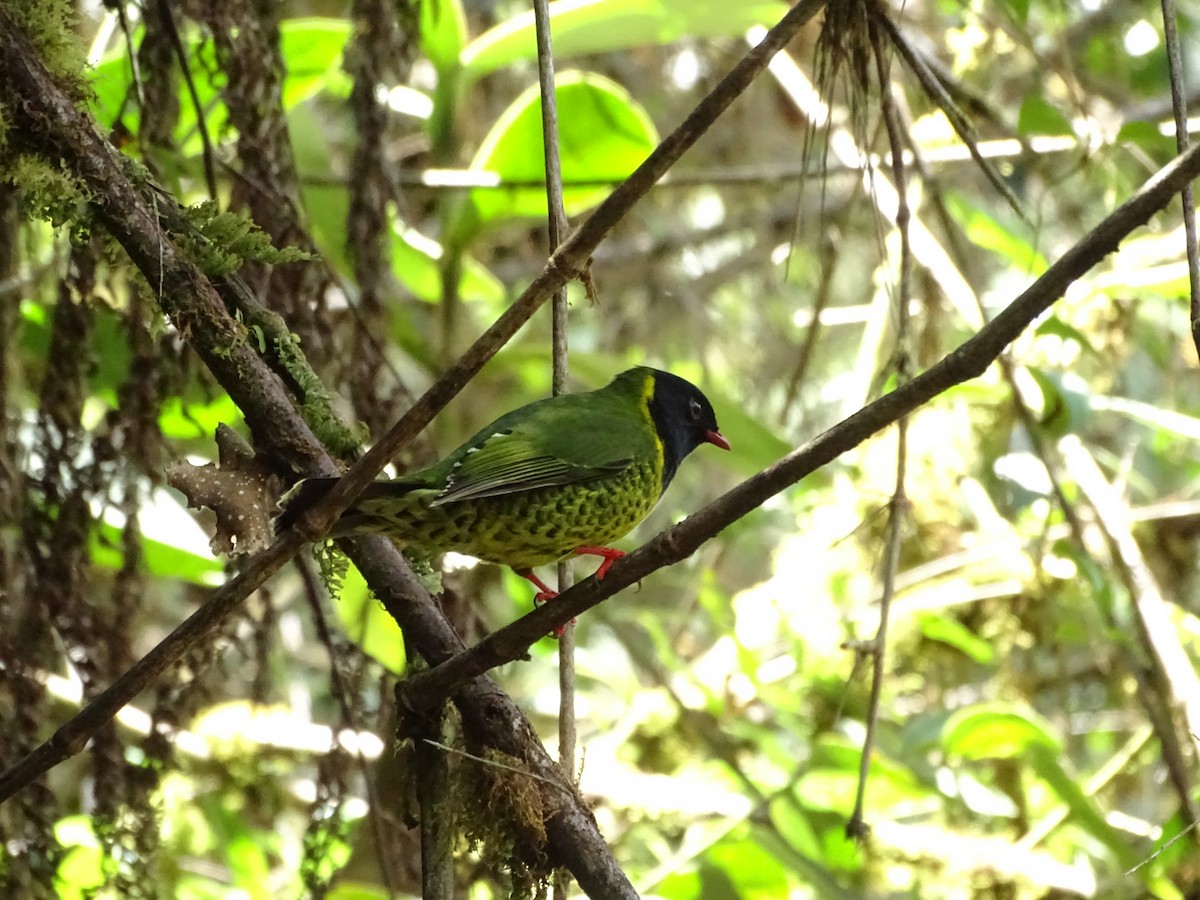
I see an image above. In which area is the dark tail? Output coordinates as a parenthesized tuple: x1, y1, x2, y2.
(274, 477, 339, 534)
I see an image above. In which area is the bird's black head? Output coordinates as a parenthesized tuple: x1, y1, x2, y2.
(645, 368, 730, 492)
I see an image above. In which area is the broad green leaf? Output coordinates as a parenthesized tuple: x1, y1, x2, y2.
(1025, 366, 1091, 437)
(291, 101, 351, 275)
(451, 71, 657, 243)
(91, 521, 224, 587)
(462, 0, 789, 80)
(918, 613, 995, 664)
(420, 0, 467, 75)
(941, 704, 1060, 760)
(54, 818, 105, 900)
(280, 19, 353, 107)
(328, 885, 393, 900)
(1117, 120, 1176, 157)
(1034, 315, 1102, 358)
(768, 796, 821, 860)
(158, 393, 244, 442)
(945, 193, 1048, 272)
(996, 0, 1030, 24)
(702, 838, 790, 898)
(1027, 744, 1138, 869)
(336, 563, 407, 674)
(656, 870, 702, 899)
(226, 832, 271, 899)
(55, 847, 105, 900)
(705, 386, 791, 476)
(390, 221, 506, 304)
(90, 19, 350, 158)
(1017, 95, 1074, 137)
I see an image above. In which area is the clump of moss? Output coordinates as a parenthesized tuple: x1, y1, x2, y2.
(178, 200, 310, 277)
(8, 155, 92, 236)
(266, 329, 366, 458)
(457, 748, 555, 899)
(6, 0, 87, 87)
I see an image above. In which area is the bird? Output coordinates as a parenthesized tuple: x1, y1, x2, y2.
(277, 367, 729, 608)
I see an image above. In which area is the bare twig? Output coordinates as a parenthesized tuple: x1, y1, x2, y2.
(1060, 436, 1200, 825)
(415, 706, 454, 900)
(530, 0, 579, 862)
(1158, 0, 1200, 359)
(847, 26, 912, 841)
(531, 3, 578, 895)
(870, 3, 1023, 218)
(156, 0, 218, 198)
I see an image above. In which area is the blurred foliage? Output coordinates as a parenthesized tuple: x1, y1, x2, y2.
(1, 0, 1200, 898)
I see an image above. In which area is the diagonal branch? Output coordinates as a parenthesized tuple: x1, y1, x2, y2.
(397, 137, 1200, 710)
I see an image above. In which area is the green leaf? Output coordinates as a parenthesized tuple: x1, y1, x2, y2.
(705, 386, 791, 476)
(996, 0, 1030, 25)
(767, 796, 822, 860)
(280, 19, 352, 107)
(945, 192, 1048, 272)
(1117, 120, 1176, 157)
(1017, 95, 1074, 137)
(91, 520, 224, 587)
(918, 613, 995, 664)
(390, 221, 506, 304)
(1034, 315, 1102, 358)
(54, 846, 105, 900)
(328, 885, 393, 900)
(451, 71, 657, 243)
(420, 0, 467, 75)
(335, 563, 407, 674)
(941, 704, 1060, 760)
(226, 832, 271, 898)
(1026, 744, 1138, 868)
(1025, 366, 1091, 437)
(702, 838, 791, 898)
(462, 0, 789, 80)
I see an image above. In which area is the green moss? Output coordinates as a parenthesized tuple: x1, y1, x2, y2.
(7, 155, 92, 233)
(404, 547, 444, 595)
(313, 542, 350, 597)
(3, 0, 87, 85)
(457, 748, 553, 899)
(178, 200, 311, 277)
(269, 332, 366, 457)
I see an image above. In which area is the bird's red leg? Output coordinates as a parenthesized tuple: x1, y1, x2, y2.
(516, 569, 571, 638)
(573, 546, 626, 580)
(516, 569, 557, 604)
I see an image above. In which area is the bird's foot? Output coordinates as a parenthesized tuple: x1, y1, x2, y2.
(573, 545, 626, 580)
(518, 570, 572, 637)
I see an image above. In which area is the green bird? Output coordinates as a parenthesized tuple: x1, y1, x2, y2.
(278, 367, 729, 603)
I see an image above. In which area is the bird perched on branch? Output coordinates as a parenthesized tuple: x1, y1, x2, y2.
(277, 366, 729, 606)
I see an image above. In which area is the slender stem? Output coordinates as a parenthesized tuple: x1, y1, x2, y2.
(847, 26, 912, 839)
(531, 10, 579, 896)
(1158, 0, 1200, 359)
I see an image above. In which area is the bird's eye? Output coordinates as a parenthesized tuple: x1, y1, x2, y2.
(689, 399, 702, 420)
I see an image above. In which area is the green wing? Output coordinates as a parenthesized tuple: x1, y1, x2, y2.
(428, 390, 655, 506)
(431, 426, 631, 506)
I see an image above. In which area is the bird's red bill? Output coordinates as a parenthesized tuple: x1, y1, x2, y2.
(705, 430, 731, 451)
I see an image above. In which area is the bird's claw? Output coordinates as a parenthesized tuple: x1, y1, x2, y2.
(531, 589, 575, 638)
(574, 545, 626, 580)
